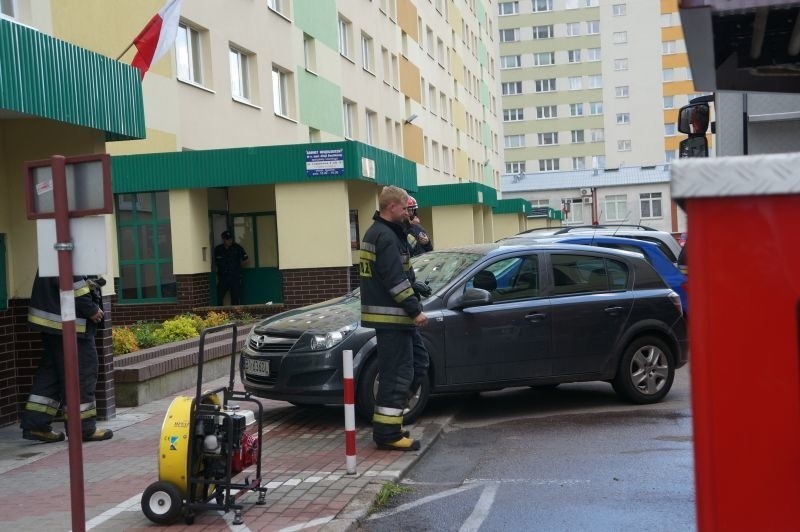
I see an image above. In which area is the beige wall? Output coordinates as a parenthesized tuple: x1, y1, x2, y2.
(170, 189, 211, 274)
(494, 213, 526, 240)
(430, 205, 475, 249)
(275, 181, 351, 269)
(0, 119, 105, 298)
(347, 182, 380, 265)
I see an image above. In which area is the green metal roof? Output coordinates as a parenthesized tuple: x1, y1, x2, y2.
(415, 182, 498, 208)
(493, 198, 531, 216)
(111, 141, 417, 193)
(0, 18, 145, 141)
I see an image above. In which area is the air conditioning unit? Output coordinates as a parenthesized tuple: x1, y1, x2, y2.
(580, 187, 592, 197)
(582, 196, 593, 205)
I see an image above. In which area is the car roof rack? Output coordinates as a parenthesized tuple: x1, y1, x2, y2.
(551, 224, 658, 235)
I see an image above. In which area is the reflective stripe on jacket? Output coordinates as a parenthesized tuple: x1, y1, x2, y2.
(27, 273, 99, 337)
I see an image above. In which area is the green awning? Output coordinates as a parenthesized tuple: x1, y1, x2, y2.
(0, 18, 145, 141)
(415, 182, 498, 208)
(111, 141, 417, 193)
(493, 198, 532, 216)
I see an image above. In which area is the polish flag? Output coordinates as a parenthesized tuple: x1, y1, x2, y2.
(131, 0, 183, 78)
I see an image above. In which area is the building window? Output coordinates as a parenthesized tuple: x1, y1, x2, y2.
(588, 74, 602, 88)
(304, 34, 317, 72)
(663, 95, 675, 108)
(0, 0, 15, 17)
(539, 158, 559, 171)
(563, 198, 585, 223)
(272, 66, 293, 117)
(531, 199, 550, 208)
(505, 134, 525, 148)
(615, 85, 629, 98)
(568, 76, 582, 90)
(585, 0, 600, 6)
(342, 99, 356, 138)
(587, 47, 601, 61)
(613, 3, 627, 16)
(568, 49, 581, 63)
(614, 58, 629, 71)
(661, 12, 677, 27)
(640, 192, 663, 218)
(431, 140, 440, 170)
(229, 47, 252, 101)
(605, 194, 627, 221)
(572, 156, 586, 169)
(365, 109, 377, 145)
(571, 129, 584, 143)
(664, 122, 677, 135)
(506, 161, 526, 174)
(662, 40, 678, 54)
(569, 103, 584, 117)
(437, 38, 446, 65)
(537, 105, 557, 119)
(587, 20, 600, 34)
(613, 31, 627, 44)
(592, 155, 606, 168)
(618, 139, 632, 151)
(504, 108, 524, 121)
(665, 150, 676, 162)
(502, 81, 523, 95)
(566, 22, 581, 37)
(535, 79, 556, 92)
(534, 52, 555, 66)
(589, 101, 603, 115)
(590, 128, 604, 142)
(361, 33, 374, 72)
(616, 112, 630, 124)
(663, 68, 675, 81)
(533, 25, 554, 39)
(501, 55, 521, 69)
(499, 1, 519, 15)
(565, 0, 578, 8)
(115, 192, 175, 302)
(500, 28, 519, 42)
(267, 0, 288, 17)
(338, 16, 352, 57)
(533, 0, 553, 12)
(176, 24, 204, 84)
(538, 132, 559, 146)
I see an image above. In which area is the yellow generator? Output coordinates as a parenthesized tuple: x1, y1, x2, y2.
(141, 324, 266, 526)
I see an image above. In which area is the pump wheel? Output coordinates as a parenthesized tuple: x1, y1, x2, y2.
(142, 481, 183, 525)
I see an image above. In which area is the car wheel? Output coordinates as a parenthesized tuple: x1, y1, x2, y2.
(613, 336, 675, 404)
(355, 356, 430, 425)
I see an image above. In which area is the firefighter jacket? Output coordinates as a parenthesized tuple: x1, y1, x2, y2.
(359, 212, 422, 330)
(405, 221, 433, 257)
(28, 273, 101, 337)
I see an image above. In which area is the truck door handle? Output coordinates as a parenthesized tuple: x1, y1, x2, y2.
(524, 312, 547, 322)
(604, 306, 624, 316)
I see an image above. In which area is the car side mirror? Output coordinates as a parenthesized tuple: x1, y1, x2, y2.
(677, 103, 710, 135)
(679, 136, 709, 158)
(449, 287, 492, 310)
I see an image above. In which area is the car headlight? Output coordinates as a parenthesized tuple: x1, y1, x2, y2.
(295, 323, 357, 352)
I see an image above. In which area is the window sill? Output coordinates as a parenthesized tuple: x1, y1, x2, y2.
(267, 7, 292, 23)
(363, 67, 376, 77)
(232, 96, 262, 110)
(274, 112, 298, 124)
(340, 53, 356, 65)
(305, 67, 318, 76)
(177, 78, 215, 94)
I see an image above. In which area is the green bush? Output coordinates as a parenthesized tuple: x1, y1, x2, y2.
(153, 315, 200, 344)
(131, 321, 160, 349)
(199, 310, 231, 329)
(112, 327, 139, 356)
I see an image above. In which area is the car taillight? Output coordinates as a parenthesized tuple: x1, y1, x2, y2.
(667, 290, 683, 316)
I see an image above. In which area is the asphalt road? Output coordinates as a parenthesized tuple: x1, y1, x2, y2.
(364, 368, 696, 532)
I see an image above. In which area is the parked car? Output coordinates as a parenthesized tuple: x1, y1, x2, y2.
(514, 225, 683, 264)
(240, 243, 688, 423)
(499, 234, 688, 313)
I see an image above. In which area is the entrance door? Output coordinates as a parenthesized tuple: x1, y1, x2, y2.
(232, 213, 282, 305)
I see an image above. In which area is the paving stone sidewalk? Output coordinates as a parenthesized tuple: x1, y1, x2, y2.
(0, 374, 449, 531)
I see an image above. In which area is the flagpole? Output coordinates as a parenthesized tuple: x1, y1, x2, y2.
(116, 42, 135, 61)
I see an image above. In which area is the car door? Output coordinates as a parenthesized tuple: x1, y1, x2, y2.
(546, 252, 633, 375)
(442, 254, 552, 384)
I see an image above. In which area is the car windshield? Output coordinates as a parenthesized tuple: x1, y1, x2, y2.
(412, 250, 484, 292)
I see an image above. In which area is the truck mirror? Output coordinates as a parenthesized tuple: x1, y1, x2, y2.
(679, 136, 709, 158)
(678, 103, 710, 135)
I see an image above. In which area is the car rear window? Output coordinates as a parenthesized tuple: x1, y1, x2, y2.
(551, 254, 628, 295)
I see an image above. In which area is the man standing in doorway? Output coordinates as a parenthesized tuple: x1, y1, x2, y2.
(215, 230, 248, 305)
(359, 186, 427, 451)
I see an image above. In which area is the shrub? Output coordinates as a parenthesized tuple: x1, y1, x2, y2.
(153, 315, 200, 344)
(112, 327, 139, 356)
(131, 321, 160, 349)
(199, 310, 231, 329)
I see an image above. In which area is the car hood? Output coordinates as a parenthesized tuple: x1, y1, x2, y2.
(253, 294, 361, 336)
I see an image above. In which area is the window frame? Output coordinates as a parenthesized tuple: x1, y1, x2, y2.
(229, 46, 252, 102)
(176, 23, 204, 85)
(640, 192, 664, 219)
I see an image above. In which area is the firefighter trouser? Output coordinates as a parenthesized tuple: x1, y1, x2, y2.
(373, 328, 414, 444)
(409, 328, 429, 403)
(20, 333, 99, 434)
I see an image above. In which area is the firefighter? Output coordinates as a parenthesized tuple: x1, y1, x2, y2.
(404, 195, 433, 257)
(20, 272, 113, 443)
(360, 186, 428, 451)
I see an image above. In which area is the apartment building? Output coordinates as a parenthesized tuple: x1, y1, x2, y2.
(498, 0, 702, 176)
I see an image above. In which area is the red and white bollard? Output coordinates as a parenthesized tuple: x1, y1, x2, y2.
(343, 349, 357, 474)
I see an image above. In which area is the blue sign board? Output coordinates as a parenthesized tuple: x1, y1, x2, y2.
(306, 149, 345, 177)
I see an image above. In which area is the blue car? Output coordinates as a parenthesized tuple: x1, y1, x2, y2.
(502, 234, 688, 314)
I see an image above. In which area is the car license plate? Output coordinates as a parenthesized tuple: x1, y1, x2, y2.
(245, 358, 270, 377)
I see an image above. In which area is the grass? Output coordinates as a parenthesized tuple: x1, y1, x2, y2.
(371, 482, 411, 512)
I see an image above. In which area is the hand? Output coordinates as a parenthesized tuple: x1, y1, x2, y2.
(418, 232, 430, 245)
(412, 281, 432, 298)
(414, 312, 428, 327)
(90, 309, 104, 323)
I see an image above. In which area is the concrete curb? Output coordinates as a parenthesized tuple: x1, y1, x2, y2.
(321, 412, 454, 531)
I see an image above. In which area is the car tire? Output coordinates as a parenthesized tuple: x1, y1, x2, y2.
(355, 356, 430, 425)
(612, 336, 675, 404)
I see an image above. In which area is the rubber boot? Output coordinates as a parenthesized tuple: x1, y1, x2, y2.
(22, 429, 65, 443)
(376, 436, 420, 451)
(83, 428, 114, 442)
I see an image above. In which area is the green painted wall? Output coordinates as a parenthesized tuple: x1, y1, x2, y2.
(480, 80, 490, 106)
(298, 70, 344, 136)
(482, 121, 492, 147)
(293, 0, 339, 50)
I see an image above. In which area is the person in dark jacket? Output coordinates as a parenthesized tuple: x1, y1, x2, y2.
(404, 195, 433, 257)
(360, 186, 428, 451)
(215, 230, 249, 305)
(21, 272, 113, 443)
